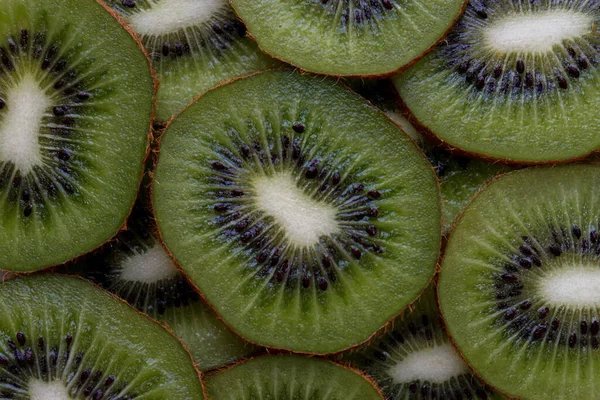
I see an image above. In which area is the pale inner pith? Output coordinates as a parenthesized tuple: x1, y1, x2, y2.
(118, 245, 179, 284)
(388, 343, 468, 384)
(484, 11, 592, 54)
(253, 171, 339, 248)
(28, 379, 70, 400)
(130, 0, 226, 36)
(540, 267, 600, 306)
(0, 75, 51, 174)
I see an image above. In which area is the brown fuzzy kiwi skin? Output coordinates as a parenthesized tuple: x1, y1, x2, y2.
(150, 69, 443, 356)
(203, 353, 385, 398)
(228, 0, 469, 79)
(1, 272, 208, 398)
(2, 1, 158, 275)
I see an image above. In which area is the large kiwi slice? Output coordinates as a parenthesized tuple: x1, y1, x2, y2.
(343, 284, 506, 399)
(0, 0, 153, 271)
(102, 0, 278, 122)
(439, 165, 600, 399)
(0, 274, 204, 398)
(206, 355, 383, 399)
(152, 71, 441, 353)
(230, 0, 466, 76)
(395, 1, 600, 162)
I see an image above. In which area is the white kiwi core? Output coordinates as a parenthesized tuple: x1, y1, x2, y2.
(540, 267, 600, 307)
(28, 379, 71, 400)
(118, 245, 179, 284)
(484, 11, 592, 54)
(253, 171, 339, 248)
(0, 74, 50, 174)
(130, 0, 227, 36)
(388, 343, 468, 384)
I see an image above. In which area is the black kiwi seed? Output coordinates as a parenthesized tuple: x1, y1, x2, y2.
(572, 225, 582, 239)
(569, 332, 577, 348)
(538, 307, 549, 320)
(0, 98, 5, 110)
(122, 0, 136, 7)
(581, 320, 588, 335)
(292, 123, 305, 133)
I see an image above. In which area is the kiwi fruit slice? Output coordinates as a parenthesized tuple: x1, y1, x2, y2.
(0, 0, 153, 272)
(395, 1, 600, 163)
(152, 70, 441, 353)
(343, 284, 505, 399)
(0, 274, 204, 398)
(206, 355, 383, 399)
(438, 164, 600, 399)
(70, 197, 256, 371)
(230, 0, 466, 77)
(102, 0, 279, 123)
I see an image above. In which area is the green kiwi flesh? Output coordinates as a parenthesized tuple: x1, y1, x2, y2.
(206, 355, 383, 399)
(395, 1, 600, 162)
(230, 0, 466, 76)
(71, 199, 255, 371)
(0, 274, 204, 398)
(344, 285, 506, 399)
(103, 0, 279, 122)
(152, 70, 441, 353)
(0, 0, 153, 271)
(439, 165, 600, 399)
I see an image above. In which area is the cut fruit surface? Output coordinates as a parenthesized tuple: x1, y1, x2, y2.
(0, 0, 153, 271)
(103, 0, 279, 122)
(152, 71, 441, 353)
(206, 355, 383, 399)
(230, 0, 465, 76)
(0, 274, 204, 398)
(395, 1, 600, 162)
(439, 165, 600, 399)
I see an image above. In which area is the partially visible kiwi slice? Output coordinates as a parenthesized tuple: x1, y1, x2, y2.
(395, 1, 600, 162)
(0, 0, 153, 271)
(102, 0, 279, 122)
(439, 165, 600, 399)
(70, 197, 256, 371)
(206, 355, 383, 399)
(230, 0, 466, 76)
(152, 71, 441, 353)
(343, 284, 506, 399)
(0, 274, 204, 398)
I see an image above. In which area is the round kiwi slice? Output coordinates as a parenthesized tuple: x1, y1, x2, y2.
(395, 1, 600, 163)
(229, 0, 466, 77)
(0, 274, 204, 398)
(0, 0, 153, 272)
(102, 0, 279, 123)
(438, 164, 600, 399)
(343, 284, 506, 399)
(206, 355, 383, 399)
(152, 70, 441, 354)
(71, 197, 256, 371)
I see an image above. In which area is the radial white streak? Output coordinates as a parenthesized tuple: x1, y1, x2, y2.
(253, 172, 339, 248)
(0, 76, 50, 173)
(388, 343, 468, 384)
(484, 11, 592, 54)
(118, 245, 179, 284)
(130, 0, 226, 36)
(541, 268, 600, 307)
(29, 379, 71, 400)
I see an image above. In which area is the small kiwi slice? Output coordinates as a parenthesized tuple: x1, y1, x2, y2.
(206, 355, 383, 399)
(395, 1, 600, 162)
(102, 0, 279, 123)
(230, 0, 466, 77)
(0, 274, 204, 398)
(70, 197, 256, 371)
(152, 70, 441, 353)
(343, 284, 506, 399)
(0, 0, 153, 271)
(439, 165, 600, 399)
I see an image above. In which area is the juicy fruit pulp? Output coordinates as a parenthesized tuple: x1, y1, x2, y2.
(0, 0, 153, 271)
(104, 0, 278, 122)
(206, 355, 383, 399)
(439, 165, 600, 400)
(230, 0, 466, 76)
(395, 0, 600, 162)
(0, 274, 204, 398)
(153, 71, 441, 353)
